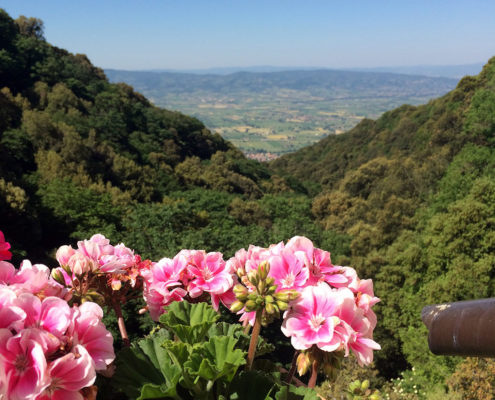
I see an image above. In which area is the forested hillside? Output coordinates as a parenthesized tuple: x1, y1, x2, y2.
(0, 9, 344, 271)
(272, 56, 495, 394)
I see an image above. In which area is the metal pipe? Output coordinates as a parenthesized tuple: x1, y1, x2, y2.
(421, 298, 495, 357)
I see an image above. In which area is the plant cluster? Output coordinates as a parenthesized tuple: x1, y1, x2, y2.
(0, 232, 115, 399)
(0, 230, 380, 399)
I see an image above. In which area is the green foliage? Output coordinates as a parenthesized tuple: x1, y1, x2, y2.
(159, 301, 219, 344)
(112, 302, 316, 400)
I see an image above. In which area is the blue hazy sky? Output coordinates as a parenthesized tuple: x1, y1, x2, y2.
(2, 0, 494, 70)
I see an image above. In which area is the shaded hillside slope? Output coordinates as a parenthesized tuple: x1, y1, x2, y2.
(0, 10, 292, 261)
(271, 58, 494, 193)
(272, 57, 495, 384)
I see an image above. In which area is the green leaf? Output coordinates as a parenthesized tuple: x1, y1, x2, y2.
(138, 329, 173, 373)
(159, 301, 219, 344)
(112, 345, 163, 399)
(138, 383, 173, 400)
(184, 336, 246, 383)
(162, 339, 192, 368)
(274, 385, 319, 400)
(208, 322, 274, 357)
(207, 321, 245, 339)
(228, 370, 278, 400)
(112, 329, 182, 400)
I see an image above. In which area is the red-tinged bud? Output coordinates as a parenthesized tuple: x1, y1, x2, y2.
(61, 263, 72, 275)
(297, 352, 311, 376)
(247, 270, 259, 286)
(51, 268, 66, 285)
(258, 261, 270, 280)
(236, 267, 246, 278)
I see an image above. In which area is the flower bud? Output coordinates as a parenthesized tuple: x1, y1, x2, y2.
(61, 263, 72, 275)
(230, 300, 245, 313)
(268, 285, 277, 294)
(297, 352, 311, 376)
(274, 291, 290, 302)
(111, 278, 122, 291)
(236, 267, 246, 278)
(276, 300, 289, 311)
(56, 245, 76, 266)
(369, 392, 381, 400)
(286, 289, 300, 300)
(361, 380, 370, 391)
(265, 295, 274, 303)
(68, 253, 92, 275)
(51, 268, 66, 285)
(266, 277, 275, 286)
(233, 284, 249, 300)
(244, 300, 257, 312)
(247, 293, 258, 301)
(258, 261, 270, 280)
(255, 296, 264, 306)
(257, 280, 266, 294)
(247, 270, 259, 286)
(265, 302, 275, 315)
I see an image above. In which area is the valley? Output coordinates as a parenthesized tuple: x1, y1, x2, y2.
(106, 69, 458, 158)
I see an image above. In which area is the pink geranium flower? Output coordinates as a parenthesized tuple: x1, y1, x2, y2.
(0, 231, 12, 261)
(286, 236, 346, 286)
(69, 303, 115, 371)
(0, 328, 49, 400)
(10, 261, 51, 294)
(268, 248, 309, 291)
(345, 309, 381, 366)
(67, 253, 93, 276)
(281, 283, 342, 352)
(17, 294, 71, 339)
(0, 260, 15, 284)
(187, 251, 233, 297)
(37, 345, 96, 400)
(55, 246, 75, 267)
(0, 287, 26, 331)
(211, 286, 237, 312)
(145, 284, 187, 321)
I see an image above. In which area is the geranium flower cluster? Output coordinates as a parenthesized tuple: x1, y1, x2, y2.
(141, 236, 380, 367)
(0, 252, 115, 399)
(142, 250, 235, 321)
(227, 236, 381, 367)
(53, 234, 144, 295)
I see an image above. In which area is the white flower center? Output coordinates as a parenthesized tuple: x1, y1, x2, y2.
(309, 313, 326, 331)
(282, 272, 296, 288)
(202, 267, 213, 281)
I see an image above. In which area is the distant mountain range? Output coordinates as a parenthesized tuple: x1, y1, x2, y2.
(124, 62, 484, 79)
(105, 68, 459, 155)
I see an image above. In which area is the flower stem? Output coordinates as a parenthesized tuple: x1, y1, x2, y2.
(286, 350, 300, 384)
(246, 310, 262, 371)
(113, 301, 130, 347)
(308, 358, 320, 388)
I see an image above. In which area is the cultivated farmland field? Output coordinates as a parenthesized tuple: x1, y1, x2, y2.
(106, 69, 458, 158)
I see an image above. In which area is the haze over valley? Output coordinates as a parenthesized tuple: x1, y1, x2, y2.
(106, 68, 459, 159)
